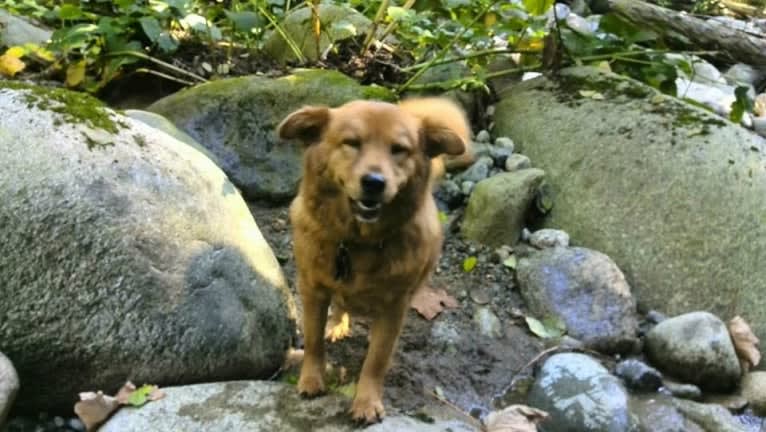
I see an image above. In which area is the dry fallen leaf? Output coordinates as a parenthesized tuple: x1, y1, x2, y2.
(74, 391, 120, 431)
(0, 52, 25, 77)
(484, 404, 549, 432)
(411, 286, 458, 320)
(728, 316, 761, 372)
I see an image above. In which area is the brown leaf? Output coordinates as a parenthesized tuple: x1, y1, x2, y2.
(484, 404, 549, 432)
(114, 381, 137, 405)
(74, 391, 120, 432)
(410, 285, 458, 320)
(148, 387, 166, 401)
(728, 316, 761, 372)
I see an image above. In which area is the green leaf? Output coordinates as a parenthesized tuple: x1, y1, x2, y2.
(502, 255, 517, 270)
(525, 315, 566, 339)
(225, 10, 261, 32)
(387, 6, 411, 22)
(126, 384, 156, 407)
(58, 4, 83, 20)
(523, 0, 554, 16)
(139, 16, 162, 42)
(437, 211, 448, 224)
(462, 256, 477, 272)
(730, 85, 754, 123)
(331, 20, 357, 38)
(157, 32, 179, 52)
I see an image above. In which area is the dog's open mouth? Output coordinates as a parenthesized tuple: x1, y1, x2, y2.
(351, 198, 382, 223)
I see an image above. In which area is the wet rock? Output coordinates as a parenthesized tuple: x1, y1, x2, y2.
(462, 169, 546, 247)
(528, 353, 634, 432)
(661, 381, 702, 401)
(456, 156, 493, 184)
(504, 154, 531, 172)
(148, 69, 393, 202)
(740, 371, 766, 415)
(672, 399, 747, 432)
(101, 381, 477, 432)
(434, 179, 463, 209)
(124, 109, 220, 165)
(615, 359, 663, 392)
(0, 352, 18, 426)
(0, 84, 295, 412)
(630, 394, 704, 432)
(475, 130, 491, 143)
(645, 312, 740, 392)
(528, 229, 569, 249)
(0, 10, 51, 47)
(473, 307, 502, 338)
(517, 247, 639, 354)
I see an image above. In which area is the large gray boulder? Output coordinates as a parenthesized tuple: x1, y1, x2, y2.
(494, 66, 766, 357)
(101, 381, 477, 432)
(148, 69, 393, 203)
(517, 246, 638, 354)
(645, 312, 740, 392)
(0, 352, 18, 426)
(0, 83, 296, 412)
(0, 10, 51, 47)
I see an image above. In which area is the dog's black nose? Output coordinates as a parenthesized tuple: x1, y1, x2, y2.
(361, 173, 386, 195)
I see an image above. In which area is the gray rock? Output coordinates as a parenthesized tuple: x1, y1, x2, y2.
(615, 359, 662, 391)
(462, 169, 546, 247)
(489, 147, 514, 168)
(148, 69, 393, 202)
(517, 247, 639, 354)
(724, 63, 766, 87)
(504, 154, 531, 172)
(494, 136, 515, 150)
(672, 399, 747, 432)
(475, 130, 491, 143)
(0, 352, 18, 426)
(528, 228, 570, 249)
(493, 66, 766, 355)
(460, 180, 475, 196)
(0, 84, 295, 412)
(263, 4, 372, 63)
(430, 321, 461, 346)
(434, 179, 463, 209)
(471, 142, 493, 159)
(645, 312, 740, 392)
(457, 156, 493, 184)
(0, 10, 51, 47)
(101, 381, 477, 432)
(661, 381, 702, 401)
(740, 371, 766, 415)
(528, 353, 634, 432)
(630, 394, 704, 432)
(473, 307, 502, 338)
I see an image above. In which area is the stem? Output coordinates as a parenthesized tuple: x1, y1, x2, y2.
(363, 0, 390, 52)
(401, 48, 538, 72)
(258, 5, 306, 63)
(375, 0, 416, 47)
(105, 50, 207, 83)
(135, 68, 195, 86)
(398, 0, 501, 93)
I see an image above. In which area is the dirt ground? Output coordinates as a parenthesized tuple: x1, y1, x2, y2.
(248, 203, 546, 423)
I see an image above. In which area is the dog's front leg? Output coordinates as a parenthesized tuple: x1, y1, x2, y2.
(298, 280, 331, 397)
(351, 299, 407, 423)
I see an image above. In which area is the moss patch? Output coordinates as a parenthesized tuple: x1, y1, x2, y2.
(0, 81, 123, 136)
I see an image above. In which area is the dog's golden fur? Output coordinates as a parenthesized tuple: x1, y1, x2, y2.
(278, 97, 471, 423)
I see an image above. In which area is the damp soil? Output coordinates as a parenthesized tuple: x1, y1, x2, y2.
(248, 203, 546, 423)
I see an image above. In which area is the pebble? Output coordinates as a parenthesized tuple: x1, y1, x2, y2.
(504, 154, 531, 172)
(475, 130, 491, 143)
(528, 228, 570, 249)
(486, 105, 495, 117)
(469, 287, 490, 305)
(662, 380, 702, 400)
(614, 359, 663, 391)
(494, 136, 515, 151)
(473, 307, 502, 338)
(492, 245, 514, 263)
(460, 180, 475, 196)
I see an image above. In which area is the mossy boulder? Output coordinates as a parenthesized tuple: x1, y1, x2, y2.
(148, 69, 394, 202)
(0, 84, 296, 412)
(493, 66, 766, 361)
(263, 4, 372, 64)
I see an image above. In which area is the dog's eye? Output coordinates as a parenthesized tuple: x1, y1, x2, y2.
(342, 138, 361, 149)
(391, 144, 409, 156)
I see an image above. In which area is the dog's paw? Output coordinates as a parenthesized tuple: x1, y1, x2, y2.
(350, 396, 385, 424)
(297, 374, 326, 398)
(324, 312, 351, 342)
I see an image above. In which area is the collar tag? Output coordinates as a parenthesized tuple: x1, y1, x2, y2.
(334, 242, 351, 281)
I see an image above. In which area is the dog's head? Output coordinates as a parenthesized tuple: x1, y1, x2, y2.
(278, 98, 468, 224)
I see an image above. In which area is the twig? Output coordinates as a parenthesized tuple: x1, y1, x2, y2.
(401, 49, 538, 72)
(105, 50, 207, 83)
(258, 5, 306, 63)
(363, 0, 390, 52)
(134, 68, 195, 86)
(376, 0, 416, 46)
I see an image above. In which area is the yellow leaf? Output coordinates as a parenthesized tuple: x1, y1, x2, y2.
(463, 256, 477, 272)
(66, 60, 87, 88)
(484, 12, 497, 27)
(0, 53, 26, 77)
(6, 46, 27, 58)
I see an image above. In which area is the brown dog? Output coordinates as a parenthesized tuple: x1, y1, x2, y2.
(278, 97, 471, 423)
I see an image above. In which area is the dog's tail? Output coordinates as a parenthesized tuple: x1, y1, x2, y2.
(397, 97, 475, 183)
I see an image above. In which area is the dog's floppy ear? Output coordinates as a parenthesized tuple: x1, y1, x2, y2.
(398, 97, 469, 158)
(422, 124, 466, 158)
(277, 105, 331, 145)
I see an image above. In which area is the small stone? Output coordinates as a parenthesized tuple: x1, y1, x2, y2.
(457, 290, 468, 299)
(558, 335, 585, 350)
(54, 416, 66, 427)
(492, 245, 513, 263)
(615, 359, 663, 391)
(521, 72, 542, 81)
(646, 310, 668, 324)
(473, 307, 502, 338)
(475, 130, 491, 143)
(489, 147, 514, 168)
(504, 154, 531, 172)
(521, 228, 532, 242)
(460, 181, 475, 196)
(662, 380, 702, 400)
(457, 156, 493, 184)
(494, 136, 515, 151)
(486, 105, 495, 117)
(68, 418, 86, 432)
(434, 179, 463, 209)
(528, 228, 570, 249)
(471, 142, 493, 159)
(740, 371, 766, 415)
(469, 287, 491, 305)
(430, 321, 461, 346)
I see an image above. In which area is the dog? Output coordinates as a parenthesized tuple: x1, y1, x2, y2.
(277, 97, 471, 423)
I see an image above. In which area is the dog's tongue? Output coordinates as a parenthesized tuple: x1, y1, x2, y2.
(354, 199, 381, 223)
